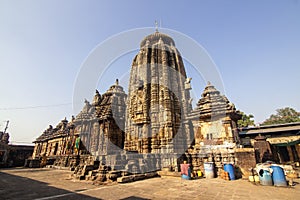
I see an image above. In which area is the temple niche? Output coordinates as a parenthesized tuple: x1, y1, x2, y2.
(125, 31, 193, 157)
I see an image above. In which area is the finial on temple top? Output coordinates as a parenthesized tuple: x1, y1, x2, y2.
(155, 20, 159, 32)
(116, 79, 119, 85)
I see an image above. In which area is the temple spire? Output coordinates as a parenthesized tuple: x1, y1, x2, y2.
(155, 20, 159, 32)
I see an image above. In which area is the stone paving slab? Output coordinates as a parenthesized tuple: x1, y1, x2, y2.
(0, 168, 299, 200)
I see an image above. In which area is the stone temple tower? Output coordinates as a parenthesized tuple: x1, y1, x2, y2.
(125, 31, 193, 156)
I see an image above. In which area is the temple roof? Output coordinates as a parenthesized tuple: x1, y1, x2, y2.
(189, 82, 241, 120)
(34, 118, 70, 142)
(74, 99, 96, 122)
(34, 125, 54, 142)
(140, 31, 175, 47)
(33, 79, 126, 143)
(97, 79, 127, 120)
(71, 79, 127, 122)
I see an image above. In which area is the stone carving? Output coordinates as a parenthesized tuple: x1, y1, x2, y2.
(189, 82, 241, 148)
(185, 77, 192, 90)
(125, 31, 193, 155)
(0, 132, 9, 144)
(31, 31, 244, 179)
(32, 80, 126, 159)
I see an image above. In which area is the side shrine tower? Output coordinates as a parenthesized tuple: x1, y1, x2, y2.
(124, 31, 193, 159)
(189, 82, 241, 149)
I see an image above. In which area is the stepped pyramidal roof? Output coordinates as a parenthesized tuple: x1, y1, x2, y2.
(190, 82, 241, 120)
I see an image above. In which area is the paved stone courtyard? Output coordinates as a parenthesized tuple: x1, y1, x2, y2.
(0, 168, 300, 200)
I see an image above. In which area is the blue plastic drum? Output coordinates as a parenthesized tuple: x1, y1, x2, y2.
(259, 169, 273, 186)
(224, 163, 235, 180)
(270, 166, 287, 187)
(204, 162, 215, 178)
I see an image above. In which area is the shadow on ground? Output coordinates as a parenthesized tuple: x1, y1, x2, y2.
(0, 171, 100, 200)
(120, 197, 151, 200)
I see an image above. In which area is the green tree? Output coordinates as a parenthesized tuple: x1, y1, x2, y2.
(238, 112, 255, 128)
(262, 107, 300, 125)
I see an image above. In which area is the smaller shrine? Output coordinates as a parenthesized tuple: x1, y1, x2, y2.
(31, 80, 127, 168)
(189, 82, 241, 149)
(182, 82, 246, 178)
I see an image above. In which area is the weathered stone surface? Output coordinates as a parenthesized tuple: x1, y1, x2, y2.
(30, 31, 254, 182)
(157, 170, 181, 177)
(189, 82, 241, 147)
(117, 172, 158, 183)
(253, 135, 274, 163)
(235, 148, 256, 178)
(1, 137, 33, 168)
(32, 80, 127, 165)
(117, 176, 133, 183)
(0, 131, 9, 144)
(26, 159, 40, 168)
(125, 31, 193, 168)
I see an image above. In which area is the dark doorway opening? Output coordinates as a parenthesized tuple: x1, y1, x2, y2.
(53, 143, 58, 155)
(278, 146, 290, 162)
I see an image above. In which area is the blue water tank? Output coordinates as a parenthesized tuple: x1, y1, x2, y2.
(224, 164, 235, 180)
(270, 166, 287, 187)
(259, 169, 273, 186)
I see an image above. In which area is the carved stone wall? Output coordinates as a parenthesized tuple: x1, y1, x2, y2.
(33, 118, 73, 159)
(125, 31, 193, 155)
(189, 83, 241, 149)
(31, 31, 248, 175)
(32, 81, 127, 164)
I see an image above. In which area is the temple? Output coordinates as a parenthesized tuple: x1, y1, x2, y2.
(125, 32, 193, 160)
(189, 82, 241, 148)
(31, 31, 277, 181)
(32, 80, 127, 168)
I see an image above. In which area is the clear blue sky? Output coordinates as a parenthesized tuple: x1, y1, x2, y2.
(0, 0, 300, 144)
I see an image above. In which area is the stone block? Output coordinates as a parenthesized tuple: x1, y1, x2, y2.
(107, 171, 121, 181)
(27, 159, 40, 168)
(117, 176, 134, 183)
(133, 174, 145, 181)
(145, 172, 158, 178)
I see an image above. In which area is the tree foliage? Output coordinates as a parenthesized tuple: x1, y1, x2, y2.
(262, 107, 300, 125)
(238, 112, 255, 128)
